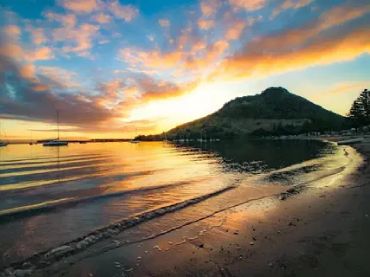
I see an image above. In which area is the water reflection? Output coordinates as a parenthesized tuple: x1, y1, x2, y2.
(171, 139, 334, 172)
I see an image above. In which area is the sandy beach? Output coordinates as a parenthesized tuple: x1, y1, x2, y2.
(1, 138, 362, 277)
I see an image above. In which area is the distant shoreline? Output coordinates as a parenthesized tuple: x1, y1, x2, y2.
(3, 133, 369, 146)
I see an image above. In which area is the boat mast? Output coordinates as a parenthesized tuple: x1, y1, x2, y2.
(0, 121, 4, 141)
(57, 110, 60, 140)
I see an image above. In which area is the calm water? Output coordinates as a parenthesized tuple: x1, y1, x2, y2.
(0, 140, 334, 268)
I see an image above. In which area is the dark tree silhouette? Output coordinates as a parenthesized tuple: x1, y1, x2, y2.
(348, 89, 370, 127)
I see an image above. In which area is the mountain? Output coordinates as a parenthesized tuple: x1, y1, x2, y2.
(137, 87, 348, 140)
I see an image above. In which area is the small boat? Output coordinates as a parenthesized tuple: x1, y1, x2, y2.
(0, 141, 8, 147)
(43, 140, 68, 147)
(43, 110, 68, 147)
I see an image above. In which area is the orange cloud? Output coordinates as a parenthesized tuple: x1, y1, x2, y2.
(94, 13, 112, 24)
(229, 0, 266, 11)
(38, 66, 79, 89)
(1, 26, 52, 62)
(91, 76, 197, 122)
(272, 0, 313, 18)
(228, 3, 370, 58)
(135, 78, 197, 104)
(318, 3, 370, 31)
(119, 48, 183, 71)
(198, 18, 215, 30)
(28, 27, 46, 45)
(191, 40, 207, 52)
(0, 26, 23, 61)
(3, 25, 21, 39)
(45, 12, 77, 27)
(325, 82, 370, 96)
(119, 38, 229, 81)
(118, 21, 232, 80)
(109, 1, 138, 22)
(200, 0, 222, 16)
(19, 64, 36, 80)
(0, 26, 24, 64)
(32, 84, 50, 92)
(26, 47, 54, 61)
(53, 23, 99, 56)
(177, 27, 193, 50)
(216, 25, 370, 81)
(45, 11, 98, 56)
(0, 43, 23, 60)
(184, 40, 229, 71)
(124, 86, 140, 98)
(95, 79, 138, 109)
(59, 0, 97, 13)
(225, 20, 246, 40)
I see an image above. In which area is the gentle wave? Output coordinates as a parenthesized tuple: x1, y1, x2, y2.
(0, 168, 163, 192)
(0, 159, 113, 178)
(0, 156, 112, 173)
(0, 153, 107, 165)
(0, 179, 209, 222)
(1, 185, 235, 274)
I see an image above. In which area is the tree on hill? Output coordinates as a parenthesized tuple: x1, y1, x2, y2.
(348, 89, 370, 127)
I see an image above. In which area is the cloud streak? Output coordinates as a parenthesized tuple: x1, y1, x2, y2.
(272, 0, 313, 18)
(212, 3, 370, 80)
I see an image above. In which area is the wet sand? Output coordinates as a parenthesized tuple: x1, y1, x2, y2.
(3, 139, 370, 277)
(145, 139, 369, 277)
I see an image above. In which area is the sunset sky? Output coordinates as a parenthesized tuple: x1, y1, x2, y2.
(0, 0, 369, 139)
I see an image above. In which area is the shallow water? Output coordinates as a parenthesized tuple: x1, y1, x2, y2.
(0, 140, 334, 268)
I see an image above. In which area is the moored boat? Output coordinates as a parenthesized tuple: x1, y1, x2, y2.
(43, 111, 68, 147)
(43, 140, 68, 146)
(0, 141, 8, 147)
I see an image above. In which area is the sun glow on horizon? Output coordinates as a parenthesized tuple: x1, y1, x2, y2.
(124, 81, 247, 133)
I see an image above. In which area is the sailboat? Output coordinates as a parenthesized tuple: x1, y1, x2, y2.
(43, 111, 68, 147)
(0, 121, 8, 147)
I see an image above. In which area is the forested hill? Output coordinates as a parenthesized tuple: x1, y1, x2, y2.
(137, 87, 348, 140)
